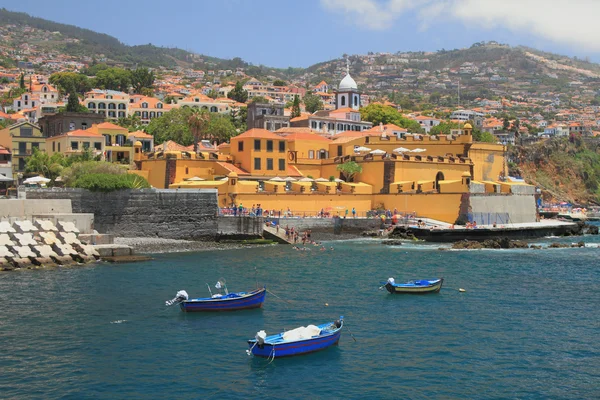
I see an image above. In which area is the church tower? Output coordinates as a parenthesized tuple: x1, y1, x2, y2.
(336, 59, 360, 111)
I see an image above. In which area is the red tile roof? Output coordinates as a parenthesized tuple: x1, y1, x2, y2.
(217, 162, 249, 175)
(232, 128, 285, 140)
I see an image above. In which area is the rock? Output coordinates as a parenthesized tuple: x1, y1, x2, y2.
(530, 245, 543, 250)
(361, 230, 379, 237)
(571, 241, 585, 248)
(548, 242, 570, 248)
(583, 224, 599, 235)
(381, 239, 403, 246)
(482, 239, 501, 249)
(451, 240, 484, 250)
(510, 240, 530, 249)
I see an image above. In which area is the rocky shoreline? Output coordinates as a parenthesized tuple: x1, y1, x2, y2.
(445, 238, 587, 250)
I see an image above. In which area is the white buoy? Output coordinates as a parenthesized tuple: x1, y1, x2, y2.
(459, 288, 466, 292)
(325, 303, 329, 306)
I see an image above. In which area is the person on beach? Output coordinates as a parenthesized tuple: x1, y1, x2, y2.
(238, 203, 243, 216)
(345, 209, 349, 219)
(352, 207, 356, 218)
(233, 204, 237, 217)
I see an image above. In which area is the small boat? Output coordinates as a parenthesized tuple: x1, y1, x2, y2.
(384, 277, 443, 294)
(166, 285, 266, 312)
(247, 317, 343, 358)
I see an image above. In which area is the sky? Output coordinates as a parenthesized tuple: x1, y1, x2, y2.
(3, 0, 600, 68)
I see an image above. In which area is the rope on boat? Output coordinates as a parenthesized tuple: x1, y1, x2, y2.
(266, 288, 293, 307)
(345, 324, 358, 342)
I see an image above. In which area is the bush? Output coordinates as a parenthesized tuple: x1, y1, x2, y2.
(73, 173, 150, 192)
(62, 161, 126, 186)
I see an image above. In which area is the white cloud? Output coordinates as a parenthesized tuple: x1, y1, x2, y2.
(320, 0, 600, 52)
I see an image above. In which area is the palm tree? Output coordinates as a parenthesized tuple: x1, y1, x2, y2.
(25, 148, 65, 180)
(188, 109, 210, 153)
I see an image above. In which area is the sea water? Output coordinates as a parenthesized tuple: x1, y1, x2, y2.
(1, 232, 599, 399)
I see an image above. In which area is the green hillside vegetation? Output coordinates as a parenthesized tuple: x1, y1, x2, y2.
(510, 137, 600, 204)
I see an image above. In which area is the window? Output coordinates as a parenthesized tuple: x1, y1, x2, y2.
(108, 103, 116, 110)
(254, 157, 261, 170)
(266, 158, 273, 170)
(52, 142, 56, 152)
(94, 142, 102, 150)
(32, 142, 39, 150)
(83, 142, 90, 149)
(337, 145, 342, 157)
(142, 103, 148, 108)
(354, 95, 358, 107)
(254, 139, 261, 151)
(238, 141, 244, 151)
(266, 140, 273, 152)
(81, 123, 88, 130)
(19, 127, 33, 137)
(278, 159, 285, 171)
(278, 140, 285, 152)
(69, 122, 75, 131)
(88, 103, 96, 109)
(71, 141, 79, 150)
(157, 103, 163, 109)
(311, 121, 317, 129)
(308, 150, 315, 159)
(341, 96, 346, 106)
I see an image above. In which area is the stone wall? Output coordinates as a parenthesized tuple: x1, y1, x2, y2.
(26, 188, 219, 240)
(271, 216, 382, 234)
(469, 194, 537, 224)
(217, 216, 264, 239)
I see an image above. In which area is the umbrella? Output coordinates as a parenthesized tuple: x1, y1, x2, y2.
(315, 177, 329, 182)
(283, 177, 297, 182)
(219, 177, 229, 181)
(393, 147, 410, 153)
(354, 146, 371, 152)
(23, 176, 50, 184)
(0, 174, 13, 182)
(268, 177, 285, 182)
(298, 177, 314, 182)
(411, 148, 426, 153)
(185, 176, 205, 181)
(370, 149, 386, 155)
(54, 176, 63, 182)
(334, 178, 344, 183)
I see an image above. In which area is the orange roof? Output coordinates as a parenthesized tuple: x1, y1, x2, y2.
(128, 130, 153, 139)
(283, 132, 331, 142)
(232, 128, 285, 140)
(335, 130, 381, 138)
(287, 165, 303, 177)
(47, 129, 103, 139)
(217, 162, 249, 175)
(290, 115, 308, 122)
(364, 123, 407, 133)
(93, 122, 128, 131)
(330, 107, 359, 114)
(154, 140, 191, 152)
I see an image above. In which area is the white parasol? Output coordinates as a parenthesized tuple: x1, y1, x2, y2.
(23, 176, 51, 184)
(298, 177, 314, 182)
(369, 149, 386, 155)
(411, 148, 427, 153)
(185, 176, 205, 181)
(354, 146, 372, 152)
(283, 177, 297, 182)
(268, 177, 285, 182)
(393, 147, 410, 153)
(315, 177, 329, 182)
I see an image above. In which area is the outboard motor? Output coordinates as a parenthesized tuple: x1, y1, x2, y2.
(166, 290, 189, 306)
(334, 320, 342, 329)
(255, 330, 267, 347)
(387, 277, 395, 285)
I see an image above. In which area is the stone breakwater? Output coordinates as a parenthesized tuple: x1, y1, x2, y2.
(25, 188, 219, 240)
(0, 219, 100, 271)
(446, 238, 587, 250)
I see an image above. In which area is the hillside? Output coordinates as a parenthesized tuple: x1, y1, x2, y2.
(509, 138, 600, 205)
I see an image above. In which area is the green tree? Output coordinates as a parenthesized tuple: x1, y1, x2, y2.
(206, 114, 237, 144)
(93, 67, 132, 92)
(25, 148, 65, 180)
(206, 89, 219, 99)
(49, 72, 91, 94)
(230, 106, 247, 132)
(66, 91, 86, 112)
(130, 67, 155, 94)
(273, 79, 287, 86)
(513, 118, 520, 133)
(227, 81, 248, 103)
(115, 114, 143, 132)
(503, 117, 510, 131)
(19, 73, 25, 89)
(303, 93, 323, 114)
(360, 104, 424, 133)
(429, 122, 461, 136)
(336, 161, 362, 182)
(290, 95, 301, 118)
(188, 109, 210, 152)
(82, 63, 109, 76)
(472, 131, 498, 143)
(145, 107, 195, 146)
(249, 96, 269, 104)
(429, 92, 441, 104)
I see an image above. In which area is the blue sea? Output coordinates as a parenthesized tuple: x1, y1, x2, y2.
(1, 232, 599, 399)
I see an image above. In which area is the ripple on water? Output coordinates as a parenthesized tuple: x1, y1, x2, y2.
(0, 240, 599, 399)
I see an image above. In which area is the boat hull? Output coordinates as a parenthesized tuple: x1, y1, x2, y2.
(249, 330, 342, 358)
(180, 288, 266, 312)
(385, 278, 443, 294)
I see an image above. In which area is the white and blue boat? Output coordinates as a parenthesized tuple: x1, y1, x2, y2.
(166, 280, 266, 312)
(384, 277, 443, 294)
(247, 317, 343, 358)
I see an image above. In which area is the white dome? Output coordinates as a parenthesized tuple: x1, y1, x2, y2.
(339, 73, 358, 91)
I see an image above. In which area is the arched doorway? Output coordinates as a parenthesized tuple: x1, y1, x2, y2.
(435, 171, 445, 191)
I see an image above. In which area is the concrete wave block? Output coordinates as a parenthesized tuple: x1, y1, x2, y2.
(58, 221, 79, 233)
(0, 234, 15, 246)
(13, 220, 38, 233)
(34, 219, 58, 232)
(51, 255, 74, 266)
(52, 243, 78, 257)
(0, 257, 15, 270)
(12, 246, 37, 258)
(59, 232, 81, 245)
(40, 232, 60, 245)
(78, 244, 100, 258)
(36, 257, 58, 268)
(0, 245, 15, 258)
(35, 245, 59, 259)
(12, 258, 33, 269)
(0, 221, 16, 233)
(13, 233, 37, 246)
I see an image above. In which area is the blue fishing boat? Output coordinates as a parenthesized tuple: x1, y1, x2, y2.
(247, 317, 343, 358)
(166, 280, 266, 312)
(384, 277, 443, 294)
